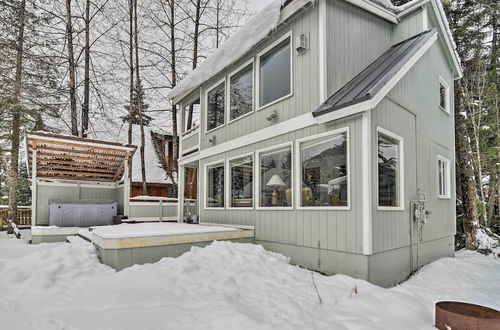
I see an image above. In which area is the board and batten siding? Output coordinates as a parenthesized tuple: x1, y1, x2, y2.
(199, 115, 365, 255)
(195, 3, 320, 151)
(371, 39, 456, 253)
(326, 0, 392, 98)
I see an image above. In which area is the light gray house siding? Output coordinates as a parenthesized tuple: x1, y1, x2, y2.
(326, 0, 392, 96)
(367, 29, 456, 286)
(200, 115, 365, 256)
(176, 0, 458, 287)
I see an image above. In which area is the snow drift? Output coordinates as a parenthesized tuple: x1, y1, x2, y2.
(0, 237, 498, 330)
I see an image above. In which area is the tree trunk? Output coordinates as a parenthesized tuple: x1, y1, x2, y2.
(169, 0, 179, 196)
(65, 0, 79, 136)
(187, 0, 202, 129)
(127, 0, 134, 180)
(455, 80, 480, 249)
(133, 0, 147, 195)
(8, 0, 27, 226)
(82, 0, 91, 138)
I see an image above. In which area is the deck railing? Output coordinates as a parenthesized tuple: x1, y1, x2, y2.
(0, 206, 32, 226)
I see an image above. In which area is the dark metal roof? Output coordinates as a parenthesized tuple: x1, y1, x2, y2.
(313, 29, 437, 118)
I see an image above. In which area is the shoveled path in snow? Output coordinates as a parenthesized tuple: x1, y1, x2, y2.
(0, 235, 498, 330)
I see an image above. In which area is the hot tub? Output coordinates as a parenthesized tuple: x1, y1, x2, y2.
(49, 199, 117, 227)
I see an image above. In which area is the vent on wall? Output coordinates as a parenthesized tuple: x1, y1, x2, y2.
(296, 33, 309, 54)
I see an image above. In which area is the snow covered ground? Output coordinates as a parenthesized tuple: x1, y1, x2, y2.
(0, 232, 498, 330)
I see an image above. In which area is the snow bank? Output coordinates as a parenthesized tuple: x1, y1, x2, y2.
(168, 0, 286, 101)
(0, 238, 498, 329)
(475, 227, 500, 253)
(91, 223, 237, 239)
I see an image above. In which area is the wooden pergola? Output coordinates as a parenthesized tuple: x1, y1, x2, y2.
(26, 131, 136, 182)
(25, 131, 137, 227)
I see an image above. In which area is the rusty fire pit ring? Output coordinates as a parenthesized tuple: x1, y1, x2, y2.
(435, 301, 500, 330)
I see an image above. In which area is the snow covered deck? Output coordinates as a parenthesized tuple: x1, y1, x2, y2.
(31, 226, 84, 244)
(90, 223, 254, 270)
(91, 223, 253, 249)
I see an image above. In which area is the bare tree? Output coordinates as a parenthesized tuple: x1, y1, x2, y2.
(81, 0, 91, 137)
(133, 0, 147, 195)
(7, 0, 27, 227)
(65, 0, 79, 136)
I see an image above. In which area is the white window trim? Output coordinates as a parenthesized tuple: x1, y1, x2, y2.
(255, 141, 294, 210)
(376, 127, 405, 211)
(203, 159, 226, 210)
(294, 127, 351, 211)
(438, 75, 450, 114)
(226, 152, 255, 210)
(227, 59, 255, 125)
(205, 78, 227, 135)
(255, 31, 294, 111)
(437, 154, 451, 199)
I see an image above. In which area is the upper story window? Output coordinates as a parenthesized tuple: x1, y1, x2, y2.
(229, 62, 254, 122)
(377, 128, 403, 209)
(437, 155, 451, 199)
(257, 34, 292, 109)
(439, 76, 450, 113)
(206, 81, 226, 132)
(299, 131, 349, 208)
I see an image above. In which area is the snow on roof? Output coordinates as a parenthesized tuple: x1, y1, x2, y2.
(130, 125, 172, 184)
(168, 0, 286, 101)
(91, 223, 237, 239)
(371, 0, 423, 14)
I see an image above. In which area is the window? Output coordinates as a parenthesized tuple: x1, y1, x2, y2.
(299, 132, 348, 208)
(206, 162, 225, 208)
(229, 63, 253, 121)
(258, 145, 292, 208)
(229, 155, 253, 208)
(377, 130, 402, 208)
(258, 35, 292, 108)
(184, 99, 200, 131)
(439, 76, 450, 113)
(437, 156, 450, 198)
(206, 82, 225, 131)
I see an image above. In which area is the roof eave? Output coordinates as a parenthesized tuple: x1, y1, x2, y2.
(345, 0, 399, 23)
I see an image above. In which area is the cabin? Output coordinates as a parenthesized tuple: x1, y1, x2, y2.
(170, 0, 461, 287)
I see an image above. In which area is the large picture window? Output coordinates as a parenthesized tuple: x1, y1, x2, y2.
(300, 133, 348, 208)
(206, 162, 225, 208)
(206, 82, 225, 131)
(258, 145, 292, 208)
(229, 155, 253, 208)
(258, 36, 291, 108)
(437, 156, 450, 198)
(378, 131, 402, 208)
(230, 63, 253, 121)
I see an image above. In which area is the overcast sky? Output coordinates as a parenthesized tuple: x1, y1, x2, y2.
(246, 0, 271, 13)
